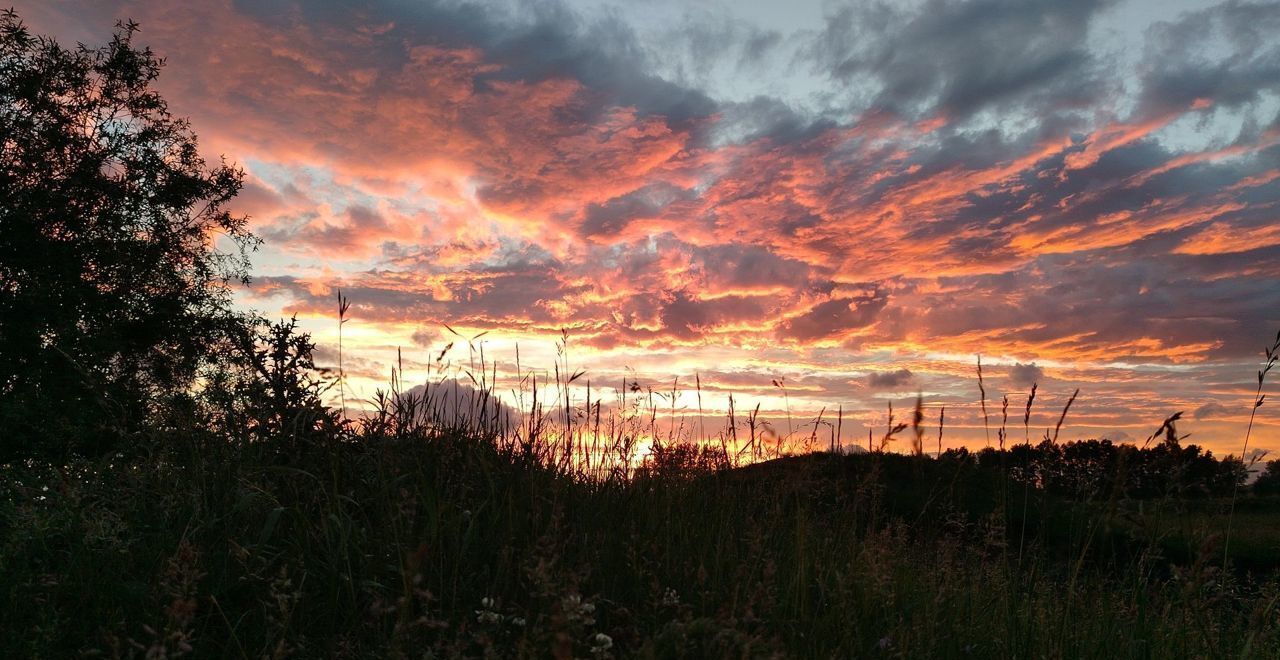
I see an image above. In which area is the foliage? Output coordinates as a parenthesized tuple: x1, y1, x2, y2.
(1255, 460, 1280, 496)
(0, 10, 257, 459)
(967, 437, 1246, 500)
(4, 432, 1280, 659)
(200, 316, 343, 452)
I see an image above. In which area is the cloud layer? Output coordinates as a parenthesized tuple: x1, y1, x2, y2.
(23, 0, 1280, 453)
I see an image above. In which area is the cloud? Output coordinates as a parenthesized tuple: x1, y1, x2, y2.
(579, 183, 694, 238)
(1194, 401, 1230, 420)
(804, 0, 1112, 123)
(411, 327, 446, 348)
(20, 0, 1280, 454)
(311, 344, 384, 381)
(780, 291, 888, 342)
(659, 290, 769, 341)
(150, 0, 1280, 363)
(1137, 1, 1280, 121)
(398, 379, 521, 433)
(866, 368, 914, 389)
(1009, 362, 1044, 388)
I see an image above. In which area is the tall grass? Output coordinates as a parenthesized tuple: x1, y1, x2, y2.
(3, 323, 1280, 657)
(1225, 330, 1280, 564)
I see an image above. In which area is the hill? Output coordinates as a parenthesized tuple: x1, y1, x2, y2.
(5, 431, 1280, 658)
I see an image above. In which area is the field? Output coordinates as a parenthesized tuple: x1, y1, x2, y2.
(5, 421, 1280, 658)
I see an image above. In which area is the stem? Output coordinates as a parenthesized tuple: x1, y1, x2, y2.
(1224, 379, 1266, 565)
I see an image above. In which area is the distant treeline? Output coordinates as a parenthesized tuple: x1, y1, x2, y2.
(937, 439, 1256, 500)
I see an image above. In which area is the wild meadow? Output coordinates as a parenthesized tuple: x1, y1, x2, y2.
(4, 315, 1280, 658)
(4, 8, 1280, 659)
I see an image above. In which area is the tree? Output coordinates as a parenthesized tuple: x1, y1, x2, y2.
(1254, 460, 1280, 496)
(202, 317, 341, 450)
(0, 11, 257, 458)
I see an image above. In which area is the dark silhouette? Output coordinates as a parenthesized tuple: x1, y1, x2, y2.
(962, 437, 1247, 500)
(201, 317, 342, 452)
(0, 10, 257, 459)
(1255, 460, 1280, 495)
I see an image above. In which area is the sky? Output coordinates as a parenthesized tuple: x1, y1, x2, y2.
(22, 0, 1280, 456)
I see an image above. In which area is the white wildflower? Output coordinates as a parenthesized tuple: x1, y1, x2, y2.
(476, 596, 500, 624)
(591, 632, 613, 655)
(563, 594, 596, 625)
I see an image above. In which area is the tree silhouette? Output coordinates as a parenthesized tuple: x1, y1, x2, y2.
(0, 11, 257, 458)
(1255, 460, 1280, 496)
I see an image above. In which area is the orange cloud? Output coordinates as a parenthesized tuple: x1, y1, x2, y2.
(23, 0, 1280, 455)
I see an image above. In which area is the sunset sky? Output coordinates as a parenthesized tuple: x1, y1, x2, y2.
(24, 0, 1280, 455)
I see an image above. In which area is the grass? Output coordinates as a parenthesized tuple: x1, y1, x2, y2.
(4, 425, 1280, 658)
(3, 322, 1280, 658)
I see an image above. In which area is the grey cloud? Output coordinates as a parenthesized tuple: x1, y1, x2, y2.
(312, 344, 383, 381)
(261, 204, 393, 252)
(648, 11, 785, 83)
(899, 242, 1280, 362)
(780, 291, 888, 341)
(249, 250, 590, 327)
(714, 96, 834, 145)
(411, 327, 445, 348)
(866, 368, 913, 389)
(398, 379, 521, 432)
(1138, 1, 1280, 119)
(692, 243, 814, 292)
(1009, 362, 1044, 388)
(1194, 401, 1230, 420)
(804, 0, 1112, 122)
(660, 290, 768, 340)
(409, 0, 718, 126)
(580, 183, 693, 237)
(222, 0, 720, 136)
